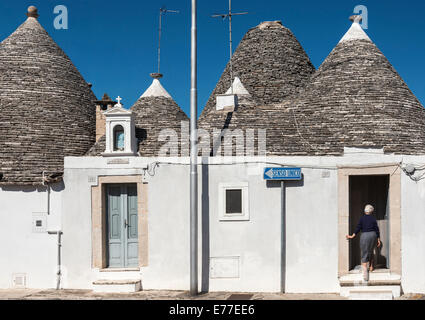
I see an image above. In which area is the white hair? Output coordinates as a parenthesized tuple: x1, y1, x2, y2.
(364, 204, 374, 214)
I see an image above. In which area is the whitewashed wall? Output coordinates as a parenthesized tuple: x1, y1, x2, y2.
(57, 155, 386, 293)
(139, 164, 190, 290)
(204, 163, 339, 293)
(61, 158, 191, 290)
(401, 156, 425, 294)
(61, 166, 146, 289)
(59, 153, 425, 293)
(2, 153, 424, 293)
(0, 182, 63, 289)
(204, 163, 282, 292)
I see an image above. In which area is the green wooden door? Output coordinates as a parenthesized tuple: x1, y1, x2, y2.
(106, 184, 139, 268)
(126, 185, 139, 266)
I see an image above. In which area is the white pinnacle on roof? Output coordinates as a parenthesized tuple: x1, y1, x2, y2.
(225, 77, 250, 95)
(140, 79, 172, 99)
(339, 15, 372, 43)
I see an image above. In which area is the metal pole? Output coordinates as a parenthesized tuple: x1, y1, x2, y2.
(158, 11, 162, 74)
(156, 8, 179, 76)
(281, 181, 286, 293)
(229, 0, 233, 94)
(190, 0, 199, 296)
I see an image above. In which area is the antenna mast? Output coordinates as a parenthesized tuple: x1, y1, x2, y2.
(212, 0, 248, 94)
(156, 6, 179, 77)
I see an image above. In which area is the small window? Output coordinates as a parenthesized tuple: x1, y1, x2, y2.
(225, 189, 242, 214)
(219, 183, 249, 221)
(113, 125, 125, 151)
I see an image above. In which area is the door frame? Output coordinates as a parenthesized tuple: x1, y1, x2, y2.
(105, 183, 139, 268)
(348, 174, 390, 270)
(338, 165, 401, 277)
(91, 175, 148, 269)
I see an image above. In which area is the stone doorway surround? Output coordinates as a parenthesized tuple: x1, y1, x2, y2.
(338, 165, 401, 276)
(91, 175, 148, 269)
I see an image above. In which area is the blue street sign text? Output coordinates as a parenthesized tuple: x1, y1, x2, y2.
(263, 167, 302, 180)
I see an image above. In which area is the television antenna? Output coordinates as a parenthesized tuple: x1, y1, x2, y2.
(212, 0, 248, 93)
(153, 6, 179, 78)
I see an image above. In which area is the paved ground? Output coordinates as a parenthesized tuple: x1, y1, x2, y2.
(0, 289, 424, 300)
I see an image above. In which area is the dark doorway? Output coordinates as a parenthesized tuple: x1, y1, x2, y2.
(349, 175, 390, 270)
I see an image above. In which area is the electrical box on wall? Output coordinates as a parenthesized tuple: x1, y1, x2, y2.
(210, 256, 240, 279)
(32, 213, 47, 233)
(12, 273, 26, 288)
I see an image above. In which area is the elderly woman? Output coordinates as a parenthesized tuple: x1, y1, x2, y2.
(346, 204, 381, 281)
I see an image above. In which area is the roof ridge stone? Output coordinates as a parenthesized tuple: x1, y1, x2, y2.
(339, 17, 372, 43)
(225, 77, 250, 95)
(140, 79, 172, 99)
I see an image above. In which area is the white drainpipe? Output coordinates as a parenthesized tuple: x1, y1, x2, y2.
(47, 230, 63, 290)
(43, 171, 62, 290)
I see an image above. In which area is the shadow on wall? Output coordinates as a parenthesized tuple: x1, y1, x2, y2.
(201, 158, 210, 293)
(265, 174, 305, 188)
(0, 181, 65, 193)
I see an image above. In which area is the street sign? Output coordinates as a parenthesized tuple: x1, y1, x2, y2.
(263, 167, 302, 181)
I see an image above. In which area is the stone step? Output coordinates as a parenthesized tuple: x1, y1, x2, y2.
(339, 277, 401, 287)
(349, 267, 390, 274)
(94, 268, 142, 281)
(340, 284, 400, 299)
(339, 272, 401, 299)
(339, 272, 400, 283)
(340, 279, 401, 287)
(92, 279, 142, 293)
(349, 290, 394, 300)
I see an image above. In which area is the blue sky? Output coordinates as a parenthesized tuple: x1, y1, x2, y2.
(1, 0, 424, 116)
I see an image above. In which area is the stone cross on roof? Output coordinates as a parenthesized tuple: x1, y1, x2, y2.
(115, 96, 123, 107)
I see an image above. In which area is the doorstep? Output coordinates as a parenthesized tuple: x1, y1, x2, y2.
(339, 271, 401, 299)
(94, 268, 142, 281)
(99, 268, 140, 272)
(93, 268, 142, 292)
(92, 280, 142, 293)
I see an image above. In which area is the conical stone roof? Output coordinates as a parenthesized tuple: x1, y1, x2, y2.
(87, 77, 188, 157)
(198, 21, 315, 155)
(199, 20, 315, 122)
(283, 16, 425, 155)
(132, 80, 189, 156)
(199, 17, 425, 157)
(0, 7, 96, 185)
